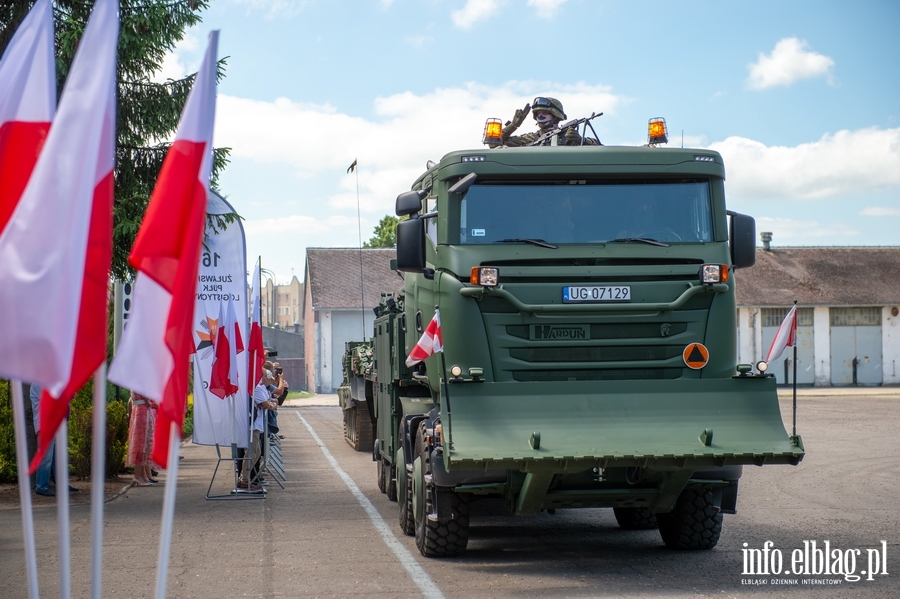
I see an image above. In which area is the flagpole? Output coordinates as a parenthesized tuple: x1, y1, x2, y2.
(90, 365, 107, 599)
(55, 419, 71, 599)
(792, 301, 798, 438)
(438, 351, 453, 449)
(11, 380, 40, 599)
(155, 421, 182, 599)
(353, 159, 366, 341)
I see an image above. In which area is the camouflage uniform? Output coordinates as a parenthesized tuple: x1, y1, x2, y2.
(498, 97, 598, 147)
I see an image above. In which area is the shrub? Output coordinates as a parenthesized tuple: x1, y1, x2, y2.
(0, 378, 130, 482)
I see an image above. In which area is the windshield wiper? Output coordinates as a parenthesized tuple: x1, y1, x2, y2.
(496, 238, 559, 249)
(609, 237, 670, 247)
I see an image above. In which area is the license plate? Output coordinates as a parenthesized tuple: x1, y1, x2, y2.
(563, 286, 631, 303)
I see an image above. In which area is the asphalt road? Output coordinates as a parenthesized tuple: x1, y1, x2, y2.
(1, 392, 897, 598)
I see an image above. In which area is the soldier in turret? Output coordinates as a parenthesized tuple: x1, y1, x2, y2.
(498, 97, 598, 147)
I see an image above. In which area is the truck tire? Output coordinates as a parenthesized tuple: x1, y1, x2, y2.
(377, 458, 386, 494)
(656, 487, 722, 550)
(384, 458, 398, 502)
(414, 423, 470, 557)
(613, 507, 658, 530)
(397, 448, 416, 537)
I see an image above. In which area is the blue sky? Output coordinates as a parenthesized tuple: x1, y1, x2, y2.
(157, 0, 900, 283)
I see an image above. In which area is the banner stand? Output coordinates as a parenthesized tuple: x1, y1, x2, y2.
(204, 442, 264, 500)
(193, 354, 262, 500)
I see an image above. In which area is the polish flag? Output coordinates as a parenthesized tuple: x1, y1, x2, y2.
(0, 0, 116, 413)
(109, 31, 220, 466)
(406, 309, 443, 367)
(0, 0, 55, 235)
(766, 304, 798, 363)
(247, 261, 265, 392)
(210, 298, 243, 399)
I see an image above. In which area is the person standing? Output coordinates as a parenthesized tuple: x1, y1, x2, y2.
(30, 384, 55, 496)
(126, 392, 157, 486)
(239, 369, 277, 491)
(29, 384, 79, 496)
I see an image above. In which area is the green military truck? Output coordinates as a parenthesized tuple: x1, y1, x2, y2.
(342, 122, 805, 557)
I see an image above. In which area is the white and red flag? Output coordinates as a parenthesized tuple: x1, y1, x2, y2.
(0, 0, 117, 473)
(0, 0, 55, 235)
(406, 309, 443, 367)
(247, 260, 265, 392)
(109, 31, 220, 466)
(766, 304, 798, 363)
(210, 298, 243, 399)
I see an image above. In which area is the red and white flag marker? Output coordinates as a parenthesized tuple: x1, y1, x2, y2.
(248, 260, 266, 392)
(0, 1, 118, 597)
(766, 304, 798, 363)
(109, 30, 219, 599)
(406, 309, 443, 366)
(210, 298, 244, 399)
(0, 0, 55, 236)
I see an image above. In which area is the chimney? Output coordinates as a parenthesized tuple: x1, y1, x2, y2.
(760, 231, 772, 251)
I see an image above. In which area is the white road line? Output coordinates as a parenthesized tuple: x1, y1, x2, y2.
(294, 411, 445, 599)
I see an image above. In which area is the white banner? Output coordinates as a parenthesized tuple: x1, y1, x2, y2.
(191, 190, 249, 448)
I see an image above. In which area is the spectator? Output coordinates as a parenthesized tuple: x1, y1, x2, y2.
(126, 392, 158, 486)
(239, 369, 277, 491)
(30, 384, 79, 497)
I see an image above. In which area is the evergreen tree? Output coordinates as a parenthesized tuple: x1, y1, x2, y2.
(364, 215, 400, 248)
(0, 0, 231, 279)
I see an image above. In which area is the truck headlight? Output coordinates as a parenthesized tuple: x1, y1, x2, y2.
(471, 266, 498, 287)
(701, 264, 729, 284)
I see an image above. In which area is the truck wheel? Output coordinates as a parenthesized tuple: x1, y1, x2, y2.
(377, 458, 386, 493)
(613, 507, 658, 530)
(413, 423, 470, 557)
(657, 487, 722, 550)
(397, 447, 416, 536)
(384, 458, 398, 502)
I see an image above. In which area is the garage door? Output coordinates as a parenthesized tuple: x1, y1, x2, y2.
(830, 307, 882, 386)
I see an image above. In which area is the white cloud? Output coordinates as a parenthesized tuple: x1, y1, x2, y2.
(151, 34, 199, 83)
(755, 216, 862, 244)
(746, 38, 835, 90)
(708, 127, 900, 200)
(861, 207, 900, 217)
(216, 81, 625, 279)
(231, 0, 309, 19)
(215, 81, 624, 216)
(404, 35, 434, 48)
(528, 0, 567, 19)
(452, 0, 503, 29)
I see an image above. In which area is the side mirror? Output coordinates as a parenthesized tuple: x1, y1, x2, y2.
(396, 218, 427, 273)
(448, 173, 477, 195)
(728, 211, 756, 269)
(396, 190, 426, 217)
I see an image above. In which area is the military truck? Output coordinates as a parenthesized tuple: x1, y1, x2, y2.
(342, 119, 805, 557)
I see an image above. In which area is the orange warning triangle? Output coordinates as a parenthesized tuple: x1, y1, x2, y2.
(683, 343, 709, 369)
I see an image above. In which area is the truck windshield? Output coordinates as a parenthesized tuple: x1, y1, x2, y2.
(459, 180, 713, 245)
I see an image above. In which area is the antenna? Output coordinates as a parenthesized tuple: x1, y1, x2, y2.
(353, 160, 366, 341)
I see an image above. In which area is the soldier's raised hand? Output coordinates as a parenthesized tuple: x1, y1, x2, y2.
(510, 103, 531, 129)
(564, 126, 581, 145)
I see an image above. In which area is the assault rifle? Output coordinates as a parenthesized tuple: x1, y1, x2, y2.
(526, 111, 604, 147)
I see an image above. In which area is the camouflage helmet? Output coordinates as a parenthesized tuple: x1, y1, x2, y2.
(532, 96, 566, 121)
